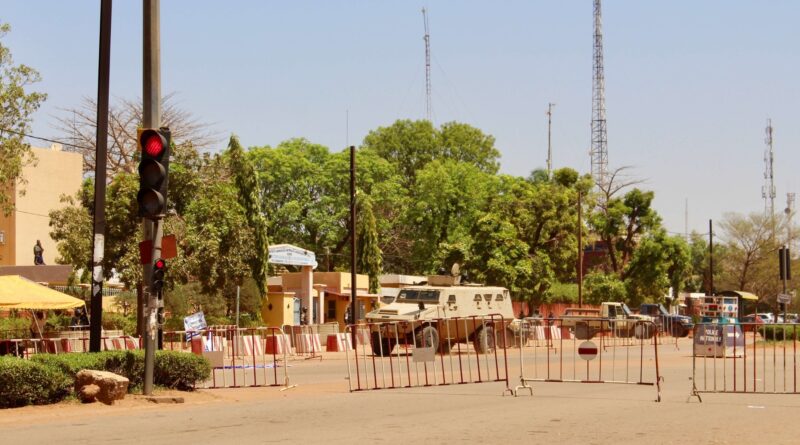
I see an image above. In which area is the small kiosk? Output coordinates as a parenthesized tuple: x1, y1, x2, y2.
(693, 295, 744, 357)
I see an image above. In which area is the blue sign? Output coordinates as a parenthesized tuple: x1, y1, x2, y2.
(184, 311, 207, 341)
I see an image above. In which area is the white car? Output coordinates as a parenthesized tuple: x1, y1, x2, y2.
(755, 313, 774, 323)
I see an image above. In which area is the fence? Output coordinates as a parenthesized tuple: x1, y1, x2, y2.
(513, 317, 662, 401)
(688, 322, 799, 402)
(0, 334, 140, 357)
(345, 315, 512, 393)
(163, 326, 290, 389)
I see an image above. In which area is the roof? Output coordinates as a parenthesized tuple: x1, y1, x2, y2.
(719, 290, 759, 301)
(0, 265, 73, 284)
(325, 289, 381, 299)
(0, 275, 85, 310)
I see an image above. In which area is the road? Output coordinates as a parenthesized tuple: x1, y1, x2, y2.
(1, 337, 799, 444)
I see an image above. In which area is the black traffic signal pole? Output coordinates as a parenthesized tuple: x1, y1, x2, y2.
(349, 146, 357, 344)
(89, 0, 112, 352)
(142, 0, 161, 396)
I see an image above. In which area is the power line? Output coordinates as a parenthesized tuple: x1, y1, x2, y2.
(0, 126, 92, 151)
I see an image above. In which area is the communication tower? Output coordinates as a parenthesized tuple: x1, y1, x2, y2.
(590, 0, 608, 188)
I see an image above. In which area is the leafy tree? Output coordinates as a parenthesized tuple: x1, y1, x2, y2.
(468, 212, 531, 294)
(227, 135, 269, 296)
(583, 272, 627, 305)
(0, 22, 47, 215)
(357, 197, 382, 293)
(623, 231, 690, 307)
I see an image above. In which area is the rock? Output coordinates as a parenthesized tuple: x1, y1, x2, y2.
(78, 384, 100, 403)
(75, 370, 130, 405)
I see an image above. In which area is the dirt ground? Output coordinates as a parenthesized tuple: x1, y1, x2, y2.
(1, 337, 799, 444)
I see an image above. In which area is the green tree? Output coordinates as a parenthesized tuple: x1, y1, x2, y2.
(0, 23, 47, 215)
(583, 272, 627, 305)
(227, 135, 269, 296)
(357, 197, 382, 294)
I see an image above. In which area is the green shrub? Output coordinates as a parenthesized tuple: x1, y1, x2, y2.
(0, 316, 30, 339)
(101, 313, 137, 336)
(0, 357, 72, 408)
(758, 325, 798, 341)
(31, 350, 210, 391)
(154, 350, 211, 390)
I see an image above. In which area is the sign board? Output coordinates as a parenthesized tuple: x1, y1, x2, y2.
(693, 324, 744, 358)
(183, 311, 207, 341)
(578, 341, 598, 361)
(777, 293, 792, 304)
(268, 244, 318, 268)
(412, 346, 435, 363)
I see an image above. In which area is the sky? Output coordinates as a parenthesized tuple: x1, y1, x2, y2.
(3, 1, 799, 236)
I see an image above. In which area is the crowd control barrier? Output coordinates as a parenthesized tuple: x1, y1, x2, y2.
(345, 315, 512, 393)
(513, 317, 662, 401)
(688, 322, 799, 402)
(163, 326, 290, 389)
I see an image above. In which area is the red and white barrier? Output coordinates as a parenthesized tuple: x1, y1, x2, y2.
(326, 333, 353, 352)
(296, 333, 322, 354)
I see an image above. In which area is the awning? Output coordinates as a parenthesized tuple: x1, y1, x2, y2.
(0, 275, 85, 310)
(719, 290, 759, 301)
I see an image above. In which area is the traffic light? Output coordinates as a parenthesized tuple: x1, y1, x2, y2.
(137, 127, 171, 219)
(152, 258, 166, 293)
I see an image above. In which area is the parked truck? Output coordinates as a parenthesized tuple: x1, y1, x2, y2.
(560, 302, 655, 340)
(638, 303, 693, 337)
(364, 275, 516, 356)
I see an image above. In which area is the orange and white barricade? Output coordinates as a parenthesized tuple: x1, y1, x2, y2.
(326, 333, 353, 352)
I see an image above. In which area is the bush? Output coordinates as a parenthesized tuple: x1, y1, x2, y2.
(31, 350, 210, 391)
(0, 357, 72, 408)
(102, 313, 137, 336)
(758, 325, 798, 341)
(0, 316, 30, 339)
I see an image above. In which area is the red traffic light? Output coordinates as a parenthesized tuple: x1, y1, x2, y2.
(140, 129, 167, 158)
(154, 258, 166, 269)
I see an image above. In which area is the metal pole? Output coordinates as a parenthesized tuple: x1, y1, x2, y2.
(349, 146, 357, 345)
(708, 219, 714, 295)
(546, 103, 554, 178)
(236, 285, 241, 327)
(142, 0, 161, 396)
(577, 190, 583, 308)
(89, 0, 112, 353)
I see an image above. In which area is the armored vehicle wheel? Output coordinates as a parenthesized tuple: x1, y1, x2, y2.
(473, 325, 496, 354)
(416, 325, 440, 349)
(495, 326, 518, 349)
(370, 332, 395, 357)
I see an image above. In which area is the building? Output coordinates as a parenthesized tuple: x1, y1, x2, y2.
(0, 144, 83, 267)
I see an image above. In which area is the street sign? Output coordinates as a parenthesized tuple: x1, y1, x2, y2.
(578, 340, 598, 361)
(777, 293, 792, 304)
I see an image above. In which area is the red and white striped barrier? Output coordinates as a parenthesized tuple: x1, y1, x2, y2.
(296, 333, 322, 354)
(326, 333, 353, 352)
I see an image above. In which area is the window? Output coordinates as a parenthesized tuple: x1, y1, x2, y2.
(0, 230, 4, 244)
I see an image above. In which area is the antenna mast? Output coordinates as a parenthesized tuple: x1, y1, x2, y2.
(547, 103, 555, 178)
(422, 7, 432, 122)
(763, 119, 776, 218)
(590, 0, 608, 189)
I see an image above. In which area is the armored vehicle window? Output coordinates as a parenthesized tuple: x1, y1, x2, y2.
(397, 289, 441, 303)
(448, 295, 456, 303)
(495, 294, 503, 301)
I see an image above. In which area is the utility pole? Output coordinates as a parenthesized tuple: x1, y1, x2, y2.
(142, 0, 161, 396)
(89, 0, 112, 352)
(349, 146, 357, 345)
(590, 0, 608, 190)
(422, 8, 432, 122)
(577, 191, 583, 307)
(708, 219, 714, 296)
(546, 103, 555, 178)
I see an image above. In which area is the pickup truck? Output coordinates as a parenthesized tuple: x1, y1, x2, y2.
(560, 302, 655, 340)
(638, 304, 693, 337)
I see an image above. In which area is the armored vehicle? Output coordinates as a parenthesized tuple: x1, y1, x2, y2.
(365, 275, 516, 356)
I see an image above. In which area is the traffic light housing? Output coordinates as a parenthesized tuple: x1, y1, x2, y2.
(137, 127, 171, 219)
(152, 258, 166, 294)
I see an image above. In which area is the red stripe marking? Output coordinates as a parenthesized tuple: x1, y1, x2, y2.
(578, 347, 598, 355)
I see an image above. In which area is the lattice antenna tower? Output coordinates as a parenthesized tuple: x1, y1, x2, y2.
(762, 119, 776, 218)
(422, 8, 432, 122)
(590, 0, 608, 189)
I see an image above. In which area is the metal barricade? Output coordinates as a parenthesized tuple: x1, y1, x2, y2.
(688, 322, 799, 402)
(345, 315, 512, 393)
(163, 326, 290, 389)
(282, 324, 323, 360)
(513, 317, 662, 401)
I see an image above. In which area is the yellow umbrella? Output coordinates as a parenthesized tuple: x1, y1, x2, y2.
(0, 275, 85, 310)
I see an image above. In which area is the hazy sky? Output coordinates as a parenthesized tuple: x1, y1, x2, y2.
(3, 1, 799, 236)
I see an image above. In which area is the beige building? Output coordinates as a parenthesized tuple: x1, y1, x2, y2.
(0, 144, 83, 266)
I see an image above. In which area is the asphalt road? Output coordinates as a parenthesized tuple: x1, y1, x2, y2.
(2, 337, 799, 444)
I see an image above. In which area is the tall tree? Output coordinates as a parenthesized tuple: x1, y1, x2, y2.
(357, 197, 382, 294)
(227, 135, 269, 296)
(55, 93, 217, 176)
(0, 22, 47, 215)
